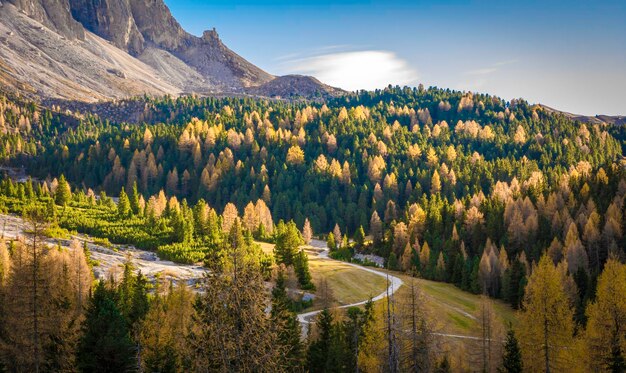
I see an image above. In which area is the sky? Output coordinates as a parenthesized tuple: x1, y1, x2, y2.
(164, 0, 626, 116)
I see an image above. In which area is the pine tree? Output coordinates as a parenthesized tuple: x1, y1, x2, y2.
(327, 232, 337, 251)
(434, 355, 451, 373)
(77, 281, 135, 373)
(55, 174, 72, 206)
(294, 250, 313, 289)
(355, 226, 366, 249)
(274, 221, 303, 266)
(271, 268, 304, 371)
(307, 308, 334, 372)
(388, 252, 399, 271)
(129, 181, 141, 215)
(117, 187, 132, 217)
(499, 327, 523, 373)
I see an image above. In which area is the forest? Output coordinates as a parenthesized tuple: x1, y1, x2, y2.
(0, 85, 625, 372)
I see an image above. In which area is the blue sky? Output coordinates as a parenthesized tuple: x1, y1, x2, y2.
(165, 0, 626, 116)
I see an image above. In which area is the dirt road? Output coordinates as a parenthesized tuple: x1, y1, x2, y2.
(297, 239, 403, 336)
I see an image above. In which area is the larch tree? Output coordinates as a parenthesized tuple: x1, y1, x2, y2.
(190, 220, 279, 372)
(333, 224, 342, 249)
(0, 239, 9, 287)
(517, 255, 575, 373)
(286, 145, 305, 165)
(221, 202, 239, 233)
(302, 218, 313, 245)
(370, 211, 383, 243)
(140, 282, 195, 372)
(1, 206, 52, 372)
(401, 278, 433, 372)
(477, 295, 502, 373)
(584, 258, 626, 372)
(431, 170, 442, 194)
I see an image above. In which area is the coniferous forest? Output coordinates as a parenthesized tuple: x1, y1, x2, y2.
(0, 85, 625, 372)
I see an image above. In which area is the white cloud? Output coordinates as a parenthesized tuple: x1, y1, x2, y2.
(282, 50, 419, 91)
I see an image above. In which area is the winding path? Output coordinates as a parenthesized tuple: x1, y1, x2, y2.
(296, 239, 403, 336)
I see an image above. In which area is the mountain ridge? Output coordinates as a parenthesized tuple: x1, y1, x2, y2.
(0, 0, 342, 101)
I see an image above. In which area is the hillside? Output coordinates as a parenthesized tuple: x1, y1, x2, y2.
(0, 81, 624, 371)
(0, 0, 341, 101)
(539, 104, 626, 126)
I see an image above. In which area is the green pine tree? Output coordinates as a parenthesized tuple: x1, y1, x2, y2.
(327, 232, 336, 252)
(294, 250, 314, 289)
(77, 282, 135, 373)
(55, 174, 72, 206)
(271, 268, 305, 371)
(117, 188, 132, 218)
(307, 308, 334, 372)
(499, 327, 523, 373)
(129, 182, 141, 215)
(274, 221, 303, 266)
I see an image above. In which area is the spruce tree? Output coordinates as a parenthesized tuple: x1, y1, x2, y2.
(327, 232, 336, 252)
(271, 268, 304, 371)
(117, 188, 131, 218)
(499, 327, 522, 373)
(274, 220, 304, 266)
(77, 282, 135, 373)
(307, 308, 334, 372)
(55, 174, 72, 206)
(129, 182, 141, 215)
(294, 250, 313, 289)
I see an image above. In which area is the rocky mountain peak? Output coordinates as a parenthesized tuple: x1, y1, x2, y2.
(0, 0, 342, 101)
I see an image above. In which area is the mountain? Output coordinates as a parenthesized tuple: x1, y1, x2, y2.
(0, 0, 341, 101)
(539, 105, 626, 126)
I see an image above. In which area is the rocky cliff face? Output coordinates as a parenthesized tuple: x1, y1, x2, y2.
(0, 0, 341, 101)
(69, 0, 144, 55)
(6, 0, 84, 39)
(67, 0, 273, 90)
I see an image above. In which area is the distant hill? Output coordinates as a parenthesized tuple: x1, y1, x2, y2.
(0, 0, 341, 101)
(539, 105, 625, 126)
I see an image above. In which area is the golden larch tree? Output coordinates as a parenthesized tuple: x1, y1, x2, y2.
(584, 258, 626, 372)
(517, 255, 575, 372)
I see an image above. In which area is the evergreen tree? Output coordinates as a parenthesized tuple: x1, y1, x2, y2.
(55, 174, 72, 206)
(388, 252, 399, 271)
(499, 327, 523, 373)
(190, 219, 279, 371)
(129, 181, 141, 215)
(294, 250, 313, 289)
(117, 188, 132, 218)
(77, 281, 135, 373)
(434, 355, 451, 373)
(307, 308, 335, 373)
(354, 225, 366, 249)
(271, 268, 305, 371)
(327, 232, 337, 252)
(274, 221, 304, 266)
